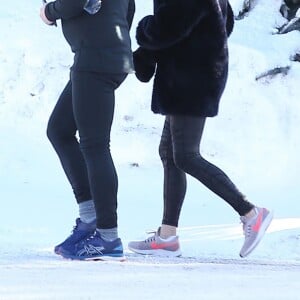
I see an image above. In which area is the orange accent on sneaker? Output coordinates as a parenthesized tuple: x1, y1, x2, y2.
(150, 241, 178, 251)
(252, 209, 264, 232)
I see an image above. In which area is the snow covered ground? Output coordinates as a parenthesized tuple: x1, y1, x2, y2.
(0, 0, 300, 299)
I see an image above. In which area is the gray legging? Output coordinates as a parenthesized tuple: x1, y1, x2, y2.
(159, 115, 254, 227)
(47, 70, 127, 229)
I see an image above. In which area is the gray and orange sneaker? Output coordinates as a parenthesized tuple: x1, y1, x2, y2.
(128, 228, 182, 257)
(240, 207, 273, 258)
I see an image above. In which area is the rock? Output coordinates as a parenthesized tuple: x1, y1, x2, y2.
(236, 0, 259, 20)
(280, 0, 300, 20)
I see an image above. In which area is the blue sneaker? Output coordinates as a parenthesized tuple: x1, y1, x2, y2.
(59, 231, 125, 261)
(54, 218, 96, 255)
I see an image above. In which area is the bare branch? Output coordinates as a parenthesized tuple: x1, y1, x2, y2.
(255, 66, 291, 81)
(277, 17, 300, 34)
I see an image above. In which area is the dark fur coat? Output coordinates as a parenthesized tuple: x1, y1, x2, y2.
(134, 0, 234, 117)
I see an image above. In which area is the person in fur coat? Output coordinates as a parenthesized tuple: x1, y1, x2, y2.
(128, 0, 273, 258)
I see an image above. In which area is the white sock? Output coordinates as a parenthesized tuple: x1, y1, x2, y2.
(244, 207, 257, 219)
(160, 224, 177, 239)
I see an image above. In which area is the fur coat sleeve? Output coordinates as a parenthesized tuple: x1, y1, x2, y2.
(226, 2, 234, 36)
(134, 0, 235, 83)
(136, 0, 209, 50)
(133, 47, 157, 82)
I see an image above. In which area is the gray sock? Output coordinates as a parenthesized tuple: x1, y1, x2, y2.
(79, 200, 96, 224)
(97, 227, 118, 241)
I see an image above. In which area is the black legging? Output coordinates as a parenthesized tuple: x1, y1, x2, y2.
(159, 115, 254, 227)
(47, 70, 127, 229)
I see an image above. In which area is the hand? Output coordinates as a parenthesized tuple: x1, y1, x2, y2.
(40, 4, 54, 25)
(133, 48, 156, 83)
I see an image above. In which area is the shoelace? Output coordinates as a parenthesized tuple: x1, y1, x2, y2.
(66, 223, 80, 237)
(69, 218, 84, 234)
(143, 230, 158, 244)
(81, 232, 97, 245)
(244, 224, 252, 237)
(71, 222, 79, 232)
(240, 218, 253, 238)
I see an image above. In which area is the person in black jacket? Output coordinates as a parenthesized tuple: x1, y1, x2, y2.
(128, 0, 273, 258)
(40, 0, 135, 261)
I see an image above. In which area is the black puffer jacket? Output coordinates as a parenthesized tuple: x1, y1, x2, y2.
(45, 0, 135, 73)
(134, 0, 234, 117)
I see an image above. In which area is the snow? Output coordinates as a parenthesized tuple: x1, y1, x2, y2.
(1, 0, 300, 299)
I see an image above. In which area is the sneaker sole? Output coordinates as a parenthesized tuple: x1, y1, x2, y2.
(83, 255, 126, 262)
(128, 247, 182, 258)
(59, 252, 126, 262)
(240, 210, 273, 258)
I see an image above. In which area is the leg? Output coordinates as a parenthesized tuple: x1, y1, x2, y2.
(71, 71, 126, 229)
(126, 116, 185, 255)
(128, 115, 272, 258)
(159, 116, 187, 227)
(47, 80, 92, 203)
(170, 115, 254, 216)
(47, 81, 97, 255)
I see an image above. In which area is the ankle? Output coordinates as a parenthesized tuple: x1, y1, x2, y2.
(79, 200, 96, 224)
(97, 227, 118, 242)
(160, 224, 177, 239)
(244, 207, 257, 219)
